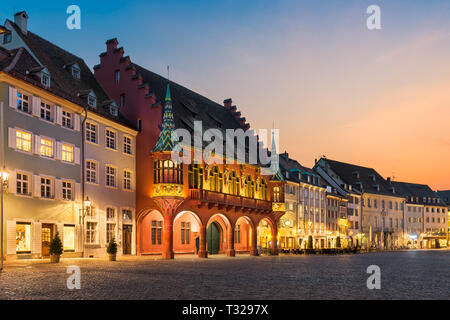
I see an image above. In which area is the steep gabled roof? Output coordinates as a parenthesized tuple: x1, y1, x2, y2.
(437, 190, 450, 206)
(393, 182, 447, 206)
(279, 152, 324, 187)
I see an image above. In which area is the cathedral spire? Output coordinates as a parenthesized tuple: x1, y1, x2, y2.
(152, 83, 177, 152)
(270, 128, 284, 181)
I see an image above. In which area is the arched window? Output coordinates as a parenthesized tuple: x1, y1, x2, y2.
(273, 186, 281, 202)
(260, 179, 268, 200)
(209, 166, 223, 192)
(229, 171, 240, 196)
(153, 160, 183, 184)
(245, 175, 255, 198)
(188, 164, 203, 189)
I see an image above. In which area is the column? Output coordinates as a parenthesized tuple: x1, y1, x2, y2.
(162, 213, 174, 260)
(198, 225, 208, 258)
(226, 225, 235, 257)
(271, 224, 278, 256)
(250, 226, 258, 256)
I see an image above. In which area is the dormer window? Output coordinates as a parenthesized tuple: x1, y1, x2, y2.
(3, 32, 12, 44)
(88, 92, 97, 108)
(109, 102, 118, 117)
(72, 65, 81, 79)
(41, 68, 51, 87)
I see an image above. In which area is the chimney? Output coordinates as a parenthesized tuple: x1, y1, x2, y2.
(14, 11, 28, 35)
(223, 98, 232, 109)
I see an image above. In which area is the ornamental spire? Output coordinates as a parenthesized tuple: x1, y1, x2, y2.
(152, 82, 177, 152)
(270, 127, 284, 181)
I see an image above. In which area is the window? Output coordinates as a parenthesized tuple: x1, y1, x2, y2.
(88, 93, 97, 108)
(109, 103, 118, 117)
(107, 224, 116, 243)
(85, 122, 97, 144)
(72, 66, 81, 79)
(62, 181, 73, 200)
(273, 186, 281, 202)
(123, 136, 132, 155)
(41, 177, 52, 199)
(209, 166, 223, 193)
(188, 164, 203, 189)
(260, 179, 268, 200)
(16, 130, 32, 152)
(120, 94, 125, 108)
(115, 70, 120, 83)
(151, 220, 162, 245)
(3, 32, 12, 44)
(16, 172, 30, 195)
(181, 222, 190, 245)
(154, 160, 183, 184)
(123, 170, 132, 190)
(228, 171, 240, 196)
(63, 225, 75, 251)
(106, 166, 116, 187)
(62, 144, 74, 163)
(40, 138, 54, 158)
(85, 206, 96, 218)
(106, 129, 116, 150)
(245, 175, 255, 198)
(234, 225, 241, 244)
(122, 209, 132, 221)
(86, 160, 97, 183)
(86, 222, 97, 244)
(137, 119, 142, 132)
(16, 223, 31, 253)
(16, 91, 30, 113)
(41, 102, 52, 121)
(107, 207, 116, 220)
(41, 71, 51, 87)
(62, 110, 72, 128)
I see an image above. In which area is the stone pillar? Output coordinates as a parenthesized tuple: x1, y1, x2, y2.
(162, 213, 174, 260)
(271, 224, 278, 256)
(227, 224, 235, 257)
(250, 226, 259, 256)
(198, 225, 208, 258)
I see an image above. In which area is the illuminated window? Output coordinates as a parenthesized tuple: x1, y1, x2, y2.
(63, 225, 75, 251)
(106, 166, 116, 187)
(16, 91, 30, 113)
(40, 138, 54, 158)
(154, 160, 183, 184)
(188, 164, 203, 189)
(123, 170, 132, 190)
(209, 166, 223, 193)
(16, 172, 30, 195)
(40, 102, 52, 121)
(245, 175, 255, 198)
(62, 181, 73, 200)
(260, 179, 268, 200)
(181, 222, 190, 245)
(123, 136, 132, 155)
(273, 186, 281, 202)
(107, 223, 116, 243)
(151, 220, 162, 245)
(62, 144, 74, 162)
(85, 122, 97, 143)
(86, 222, 97, 244)
(122, 209, 132, 221)
(16, 223, 31, 253)
(16, 130, 32, 152)
(229, 171, 240, 196)
(106, 129, 116, 150)
(40, 177, 52, 199)
(86, 160, 97, 183)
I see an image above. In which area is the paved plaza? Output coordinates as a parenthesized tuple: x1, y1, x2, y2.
(0, 250, 448, 300)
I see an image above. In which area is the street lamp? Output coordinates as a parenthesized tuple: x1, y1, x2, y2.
(0, 26, 7, 34)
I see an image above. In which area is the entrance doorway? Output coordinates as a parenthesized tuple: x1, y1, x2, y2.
(207, 222, 221, 254)
(41, 224, 54, 257)
(123, 225, 132, 255)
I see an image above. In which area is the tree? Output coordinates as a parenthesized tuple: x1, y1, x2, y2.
(336, 236, 341, 248)
(49, 232, 63, 256)
(307, 236, 313, 249)
(107, 237, 118, 255)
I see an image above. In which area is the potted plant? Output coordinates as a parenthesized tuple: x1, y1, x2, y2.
(107, 237, 118, 261)
(49, 232, 63, 263)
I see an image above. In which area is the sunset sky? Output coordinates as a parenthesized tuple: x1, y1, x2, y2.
(2, 0, 450, 190)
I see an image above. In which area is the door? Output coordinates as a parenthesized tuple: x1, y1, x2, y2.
(123, 225, 132, 255)
(41, 224, 54, 257)
(207, 223, 220, 254)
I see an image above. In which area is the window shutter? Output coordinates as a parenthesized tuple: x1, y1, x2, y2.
(56, 141, 62, 160)
(74, 113, 81, 131)
(99, 218, 106, 246)
(55, 106, 62, 125)
(33, 175, 41, 198)
(8, 128, 16, 149)
(32, 222, 42, 256)
(8, 170, 16, 194)
(74, 147, 81, 165)
(6, 221, 17, 254)
(55, 178, 63, 200)
(57, 223, 64, 245)
(9, 87, 17, 109)
(33, 134, 40, 155)
(32, 96, 41, 117)
(75, 224, 82, 252)
(75, 182, 81, 202)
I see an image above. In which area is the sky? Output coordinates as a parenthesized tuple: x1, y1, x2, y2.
(2, 0, 450, 190)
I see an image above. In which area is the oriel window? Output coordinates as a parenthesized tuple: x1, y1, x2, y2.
(153, 160, 183, 184)
(188, 164, 203, 189)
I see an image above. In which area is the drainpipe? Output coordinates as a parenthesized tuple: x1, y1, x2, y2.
(80, 105, 88, 257)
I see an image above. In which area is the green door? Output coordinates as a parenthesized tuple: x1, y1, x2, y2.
(207, 223, 220, 254)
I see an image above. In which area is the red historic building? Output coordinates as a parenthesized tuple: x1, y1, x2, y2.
(94, 39, 286, 259)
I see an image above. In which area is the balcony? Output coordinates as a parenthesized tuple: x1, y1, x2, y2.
(189, 189, 272, 212)
(153, 183, 185, 198)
